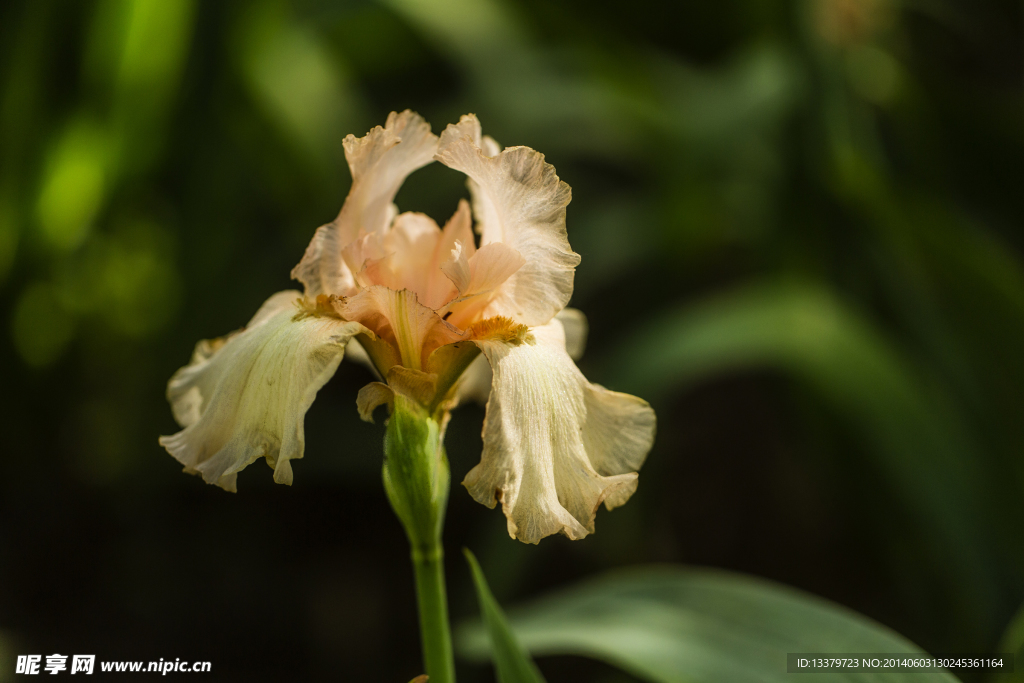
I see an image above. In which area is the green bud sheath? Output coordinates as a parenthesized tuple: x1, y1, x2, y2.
(383, 394, 455, 683)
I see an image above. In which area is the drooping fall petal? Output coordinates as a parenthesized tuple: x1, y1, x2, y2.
(159, 291, 368, 491)
(464, 318, 655, 543)
(435, 114, 580, 327)
(291, 110, 438, 298)
(453, 308, 587, 406)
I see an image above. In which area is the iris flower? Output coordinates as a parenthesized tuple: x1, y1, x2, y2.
(160, 111, 655, 544)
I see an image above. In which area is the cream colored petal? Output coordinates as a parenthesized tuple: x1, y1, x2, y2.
(464, 319, 655, 543)
(435, 115, 580, 327)
(290, 223, 360, 299)
(480, 134, 502, 158)
(339, 286, 466, 370)
(436, 116, 499, 243)
(341, 110, 437, 238)
(291, 111, 438, 297)
(556, 307, 588, 361)
(159, 291, 368, 490)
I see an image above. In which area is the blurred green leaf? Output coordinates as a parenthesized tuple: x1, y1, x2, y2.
(384, 0, 634, 158)
(235, 0, 362, 166)
(464, 549, 547, 683)
(604, 280, 1000, 629)
(11, 281, 75, 367)
(457, 566, 960, 683)
(84, 0, 197, 177)
(0, 196, 17, 282)
(994, 602, 1024, 683)
(35, 118, 109, 251)
(653, 44, 801, 145)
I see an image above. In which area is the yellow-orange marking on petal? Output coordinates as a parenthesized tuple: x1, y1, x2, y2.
(468, 316, 533, 345)
(293, 294, 346, 320)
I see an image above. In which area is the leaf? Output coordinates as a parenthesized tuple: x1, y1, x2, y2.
(463, 549, 547, 683)
(602, 279, 1000, 629)
(458, 565, 961, 683)
(994, 601, 1024, 682)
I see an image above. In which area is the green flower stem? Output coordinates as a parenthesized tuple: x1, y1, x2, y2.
(412, 542, 455, 683)
(383, 394, 455, 682)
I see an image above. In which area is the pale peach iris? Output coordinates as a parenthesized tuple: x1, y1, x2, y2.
(160, 111, 655, 544)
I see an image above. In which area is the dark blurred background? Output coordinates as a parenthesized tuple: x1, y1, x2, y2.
(1, 0, 1022, 680)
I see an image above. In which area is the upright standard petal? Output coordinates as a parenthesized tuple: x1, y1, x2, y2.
(159, 291, 367, 491)
(464, 318, 656, 543)
(435, 115, 580, 327)
(291, 111, 438, 298)
(353, 203, 473, 311)
(441, 242, 528, 329)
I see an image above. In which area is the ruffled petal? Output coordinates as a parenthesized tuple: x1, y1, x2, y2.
(291, 111, 438, 298)
(290, 220, 360, 300)
(464, 318, 655, 543)
(159, 291, 368, 491)
(435, 114, 580, 327)
(342, 111, 438, 236)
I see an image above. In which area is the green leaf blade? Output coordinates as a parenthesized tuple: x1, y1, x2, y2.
(600, 280, 1000, 631)
(459, 565, 961, 683)
(463, 548, 547, 683)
